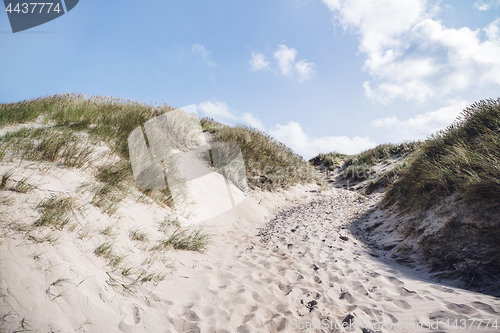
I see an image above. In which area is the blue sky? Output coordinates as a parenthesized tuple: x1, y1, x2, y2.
(1, 0, 500, 159)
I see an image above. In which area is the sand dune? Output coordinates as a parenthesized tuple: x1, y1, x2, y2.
(0, 158, 499, 332)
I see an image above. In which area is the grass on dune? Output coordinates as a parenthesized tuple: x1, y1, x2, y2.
(382, 98, 500, 282)
(201, 118, 327, 191)
(308, 152, 347, 171)
(341, 142, 419, 181)
(34, 196, 75, 230)
(385, 98, 500, 213)
(309, 142, 419, 188)
(153, 226, 210, 252)
(0, 94, 326, 193)
(0, 127, 94, 168)
(0, 93, 179, 159)
(343, 141, 419, 168)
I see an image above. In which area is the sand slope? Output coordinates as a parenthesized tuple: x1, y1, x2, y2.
(1, 160, 499, 332)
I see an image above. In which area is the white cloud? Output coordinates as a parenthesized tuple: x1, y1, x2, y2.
(295, 60, 316, 82)
(474, 0, 500, 11)
(269, 121, 376, 159)
(475, 2, 491, 10)
(252, 44, 315, 82)
(192, 44, 217, 68)
(371, 99, 469, 140)
(274, 44, 298, 75)
(485, 19, 500, 41)
(250, 52, 270, 71)
(195, 100, 374, 159)
(242, 113, 266, 131)
(197, 100, 236, 119)
(197, 99, 265, 131)
(321, 0, 500, 104)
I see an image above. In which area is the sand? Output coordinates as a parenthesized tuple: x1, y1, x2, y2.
(1, 157, 500, 333)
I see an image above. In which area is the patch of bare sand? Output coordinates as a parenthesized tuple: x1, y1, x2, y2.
(0, 159, 499, 332)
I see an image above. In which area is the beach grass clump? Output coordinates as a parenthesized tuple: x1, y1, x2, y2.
(34, 196, 75, 230)
(344, 141, 419, 168)
(154, 227, 210, 252)
(90, 182, 127, 215)
(12, 177, 36, 193)
(308, 152, 347, 171)
(95, 160, 132, 187)
(1, 128, 94, 168)
(95, 242, 125, 268)
(129, 227, 148, 242)
(200, 118, 326, 190)
(0, 171, 12, 189)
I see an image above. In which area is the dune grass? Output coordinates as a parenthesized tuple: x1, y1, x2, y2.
(344, 141, 419, 168)
(385, 99, 500, 213)
(340, 142, 419, 181)
(380, 99, 500, 282)
(129, 227, 148, 242)
(153, 227, 211, 252)
(309, 142, 419, 183)
(34, 197, 75, 230)
(308, 152, 347, 171)
(0, 172, 12, 189)
(0, 128, 94, 168)
(0, 94, 323, 217)
(201, 118, 326, 191)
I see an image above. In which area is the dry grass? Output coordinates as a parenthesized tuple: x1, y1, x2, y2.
(385, 99, 500, 214)
(1, 94, 325, 196)
(1, 128, 94, 168)
(308, 152, 346, 171)
(381, 98, 500, 287)
(201, 118, 326, 191)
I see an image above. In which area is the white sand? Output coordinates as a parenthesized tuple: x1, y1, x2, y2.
(1, 158, 499, 333)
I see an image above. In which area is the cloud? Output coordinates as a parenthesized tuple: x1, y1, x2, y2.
(250, 52, 270, 71)
(371, 99, 469, 140)
(197, 100, 236, 119)
(274, 45, 298, 75)
(252, 44, 315, 82)
(242, 113, 266, 131)
(295, 60, 316, 82)
(321, 0, 500, 104)
(475, 1, 491, 10)
(192, 44, 217, 68)
(474, 0, 500, 11)
(195, 100, 374, 159)
(269, 121, 376, 159)
(197, 99, 265, 131)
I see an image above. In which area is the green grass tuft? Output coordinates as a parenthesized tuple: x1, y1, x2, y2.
(1, 128, 94, 168)
(34, 197, 74, 230)
(129, 227, 148, 242)
(154, 227, 210, 252)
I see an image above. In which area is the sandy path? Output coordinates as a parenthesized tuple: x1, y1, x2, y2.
(144, 188, 500, 333)
(1, 182, 499, 332)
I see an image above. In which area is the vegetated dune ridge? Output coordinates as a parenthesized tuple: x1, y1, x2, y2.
(311, 99, 500, 294)
(0, 95, 498, 332)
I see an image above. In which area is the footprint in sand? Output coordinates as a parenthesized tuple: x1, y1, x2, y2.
(118, 303, 143, 332)
(470, 301, 498, 314)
